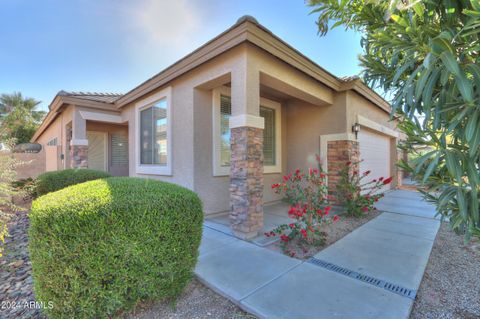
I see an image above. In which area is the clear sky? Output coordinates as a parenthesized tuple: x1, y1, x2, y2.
(0, 0, 364, 112)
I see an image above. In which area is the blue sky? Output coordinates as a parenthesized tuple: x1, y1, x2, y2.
(0, 0, 363, 112)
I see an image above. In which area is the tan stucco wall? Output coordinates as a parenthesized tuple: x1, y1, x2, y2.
(286, 92, 348, 172)
(121, 45, 250, 191)
(36, 105, 74, 171)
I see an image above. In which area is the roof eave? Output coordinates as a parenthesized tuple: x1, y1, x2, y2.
(114, 17, 389, 112)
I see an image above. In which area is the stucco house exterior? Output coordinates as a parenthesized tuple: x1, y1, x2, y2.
(32, 16, 402, 239)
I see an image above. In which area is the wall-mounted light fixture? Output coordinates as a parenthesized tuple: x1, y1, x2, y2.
(352, 122, 360, 139)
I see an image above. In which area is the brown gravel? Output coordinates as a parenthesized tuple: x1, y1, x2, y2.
(410, 223, 480, 319)
(126, 279, 255, 319)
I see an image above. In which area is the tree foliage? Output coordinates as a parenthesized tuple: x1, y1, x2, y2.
(0, 92, 45, 144)
(309, 0, 480, 240)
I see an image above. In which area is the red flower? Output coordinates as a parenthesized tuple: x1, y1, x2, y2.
(353, 171, 358, 175)
(271, 183, 280, 189)
(363, 170, 371, 176)
(346, 161, 351, 166)
(316, 209, 323, 215)
(372, 179, 377, 182)
(383, 177, 393, 185)
(283, 174, 291, 182)
(300, 229, 307, 238)
(320, 173, 326, 178)
(362, 206, 369, 212)
(333, 215, 340, 222)
(280, 235, 290, 242)
(289, 223, 296, 229)
(379, 177, 384, 181)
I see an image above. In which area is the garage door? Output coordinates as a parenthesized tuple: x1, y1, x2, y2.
(359, 128, 391, 190)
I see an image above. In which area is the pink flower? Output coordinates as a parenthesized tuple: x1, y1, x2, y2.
(362, 206, 369, 213)
(333, 215, 340, 222)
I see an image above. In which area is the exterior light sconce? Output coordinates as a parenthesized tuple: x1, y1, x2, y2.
(352, 122, 360, 139)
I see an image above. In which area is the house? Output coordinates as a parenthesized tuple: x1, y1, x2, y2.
(32, 16, 402, 239)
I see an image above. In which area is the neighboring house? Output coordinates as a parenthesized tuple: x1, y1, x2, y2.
(32, 16, 402, 239)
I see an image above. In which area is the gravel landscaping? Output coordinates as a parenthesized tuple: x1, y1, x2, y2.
(411, 222, 480, 319)
(0, 208, 43, 319)
(126, 279, 254, 319)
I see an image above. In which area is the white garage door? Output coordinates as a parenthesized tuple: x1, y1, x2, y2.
(359, 128, 391, 190)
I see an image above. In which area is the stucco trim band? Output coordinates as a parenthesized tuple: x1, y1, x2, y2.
(70, 138, 88, 146)
(229, 114, 265, 129)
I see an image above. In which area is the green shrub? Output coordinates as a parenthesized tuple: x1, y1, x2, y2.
(35, 168, 111, 196)
(29, 177, 204, 318)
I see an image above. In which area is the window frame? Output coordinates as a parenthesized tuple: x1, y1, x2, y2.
(135, 86, 172, 175)
(212, 86, 282, 176)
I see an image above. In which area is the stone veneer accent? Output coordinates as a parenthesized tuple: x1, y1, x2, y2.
(327, 140, 359, 204)
(229, 126, 264, 239)
(70, 145, 88, 168)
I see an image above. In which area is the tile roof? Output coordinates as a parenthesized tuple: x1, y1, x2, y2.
(57, 90, 123, 103)
(339, 75, 360, 82)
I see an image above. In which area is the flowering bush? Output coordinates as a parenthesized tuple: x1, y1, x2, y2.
(336, 160, 393, 217)
(266, 157, 339, 258)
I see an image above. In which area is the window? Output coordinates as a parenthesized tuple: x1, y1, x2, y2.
(220, 95, 231, 167)
(47, 137, 58, 146)
(212, 87, 282, 176)
(135, 87, 172, 175)
(260, 106, 275, 166)
(140, 100, 167, 165)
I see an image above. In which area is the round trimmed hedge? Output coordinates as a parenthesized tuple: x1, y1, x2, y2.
(29, 177, 203, 318)
(35, 168, 111, 196)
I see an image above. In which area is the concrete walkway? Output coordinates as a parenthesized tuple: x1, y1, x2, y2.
(195, 190, 440, 319)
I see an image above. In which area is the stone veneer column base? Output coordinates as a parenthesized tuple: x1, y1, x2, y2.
(70, 145, 88, 169)
(327, 140, 359, 205)
(229, 126, 264, 239)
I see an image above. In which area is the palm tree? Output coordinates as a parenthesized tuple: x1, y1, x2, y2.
(0, 92, 45, 144)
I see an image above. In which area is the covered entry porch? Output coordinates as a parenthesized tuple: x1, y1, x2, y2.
(67, 108, 129, 176)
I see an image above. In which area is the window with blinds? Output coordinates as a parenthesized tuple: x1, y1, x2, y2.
(140, 98, 168, 165)
(218, 95, 276, 167)
(260, 106, 275, 165)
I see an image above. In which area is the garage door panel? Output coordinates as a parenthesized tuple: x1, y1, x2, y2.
(359, 128, 391, 191)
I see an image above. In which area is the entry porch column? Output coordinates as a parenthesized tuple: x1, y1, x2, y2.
(229, 63, 264, 239)
(69, 108, 88, 168)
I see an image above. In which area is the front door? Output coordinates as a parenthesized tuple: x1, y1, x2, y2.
(87, 131, 107, 171)
(109, 133, 129, 176)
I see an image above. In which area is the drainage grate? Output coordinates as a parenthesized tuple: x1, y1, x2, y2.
(307, 258, 417, 300)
